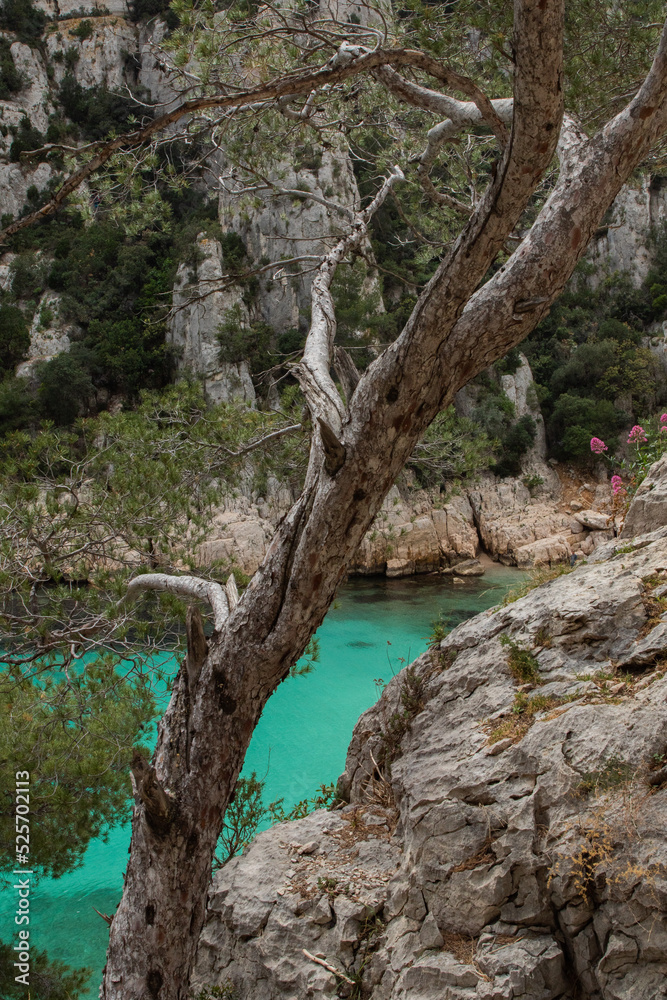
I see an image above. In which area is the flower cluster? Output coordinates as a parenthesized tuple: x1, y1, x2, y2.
(591, 413, 667, 504)
(627, 425, 648, 445)
(590, 437, 608, 454)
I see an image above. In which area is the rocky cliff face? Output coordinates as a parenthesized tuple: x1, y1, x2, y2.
(167, 235, 256, 405)
(192, 460, 667, 1000)
(587, 175, 667, 288)
(199, 466, 617, 580)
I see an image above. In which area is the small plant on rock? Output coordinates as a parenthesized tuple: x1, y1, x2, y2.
(427, 615, 448, 648)
(499, 634, 540, 684)
(192, 983, 238, 1000)
(577, 756, 634, 797)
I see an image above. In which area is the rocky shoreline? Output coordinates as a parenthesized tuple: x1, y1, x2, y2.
(199, 467, 618, 581)
(192, 457, 667, 1000)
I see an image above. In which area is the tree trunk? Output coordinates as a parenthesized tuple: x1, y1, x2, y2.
(101, 4, 667, 997)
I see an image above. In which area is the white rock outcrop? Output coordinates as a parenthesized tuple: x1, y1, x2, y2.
(621, 452, 667, 540)
(45, 17, 138, 90)
(587, 175, 667, 288)
(351, 488, 479, 577)
(499, 353, 553, 477)
(36, 0, 129, 16)
(467, 477, 574, 567)
(219, 146, 377, 334)
(16, 292, 75, 375)
(193, 459, 667, 1000)
(167, 235, 256, 405)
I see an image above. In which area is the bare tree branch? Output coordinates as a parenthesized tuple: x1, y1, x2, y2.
(0, 45, 503, 245)
(293, 164, 404, 465)
(124, 574, 230, 630)
(220, 424, 303, 458)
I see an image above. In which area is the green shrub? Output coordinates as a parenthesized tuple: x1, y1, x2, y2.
(548, 394, 625, 459)
(70, 17, 93, 39)
(494, 345, 522, 375)
(218, 307, 274, 379)
(0, 304, 30, 372)
(129, 0, 179, 28)
(492, 414, 536, 478)
(10, 251, 46, 298)
(58, 75, 136, 140)
(499, 634, 540, 684)
(0, 37, 24, 98)
(0, 0, 47, 43)
(36, 350, 95, 425)
(577, 756, 633, 796)
(0, 376, 34, 435)
(45, 222, 177, 397)
(9, 115, 44, 162)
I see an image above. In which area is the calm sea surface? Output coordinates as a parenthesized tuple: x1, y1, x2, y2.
(1, 566, 522, 995)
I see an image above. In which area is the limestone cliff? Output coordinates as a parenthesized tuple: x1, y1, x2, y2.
(192, 458, 667, 1000)
(167, 235, 256, 405)
(587, 175, 667, 289)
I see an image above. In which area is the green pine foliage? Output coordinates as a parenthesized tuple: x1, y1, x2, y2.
(410, 405, 495, 489)
(0, 662, 154, 878)
(0, 940, 90, 999)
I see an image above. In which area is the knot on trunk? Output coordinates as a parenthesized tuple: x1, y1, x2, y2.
(131, 752, 176, 836)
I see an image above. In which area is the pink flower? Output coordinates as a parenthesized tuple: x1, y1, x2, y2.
(628, 425, 648, 444)
(661, 413, 667, 423)
(590, 437, 608, 454)
(661, 426, 667, 434)
(611, 474, 624, 495)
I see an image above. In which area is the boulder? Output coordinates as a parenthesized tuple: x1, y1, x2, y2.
(351, 489, 478, 577)
(621, 453, 667, 538)
(443, 558, 485, 577)
(514, 533, 570, 569)
(16, 293, 74, 376)
(573, 508, 612, 531)
(198, 512, 274, 576)
(195, 526, 667, 1000)
(468, 477, 572, 566)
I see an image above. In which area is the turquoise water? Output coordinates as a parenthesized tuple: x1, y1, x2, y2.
(1, 566, 521, 993)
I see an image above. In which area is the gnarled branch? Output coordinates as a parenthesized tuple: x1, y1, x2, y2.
(293, 164, 404, 471)
(131, 751, 176, 837)
(0, 46, 500, 245)
(124, 574, 232, 631)
(186, 606, 208, 692)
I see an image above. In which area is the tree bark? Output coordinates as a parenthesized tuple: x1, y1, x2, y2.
(101, 4, 667, 998)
